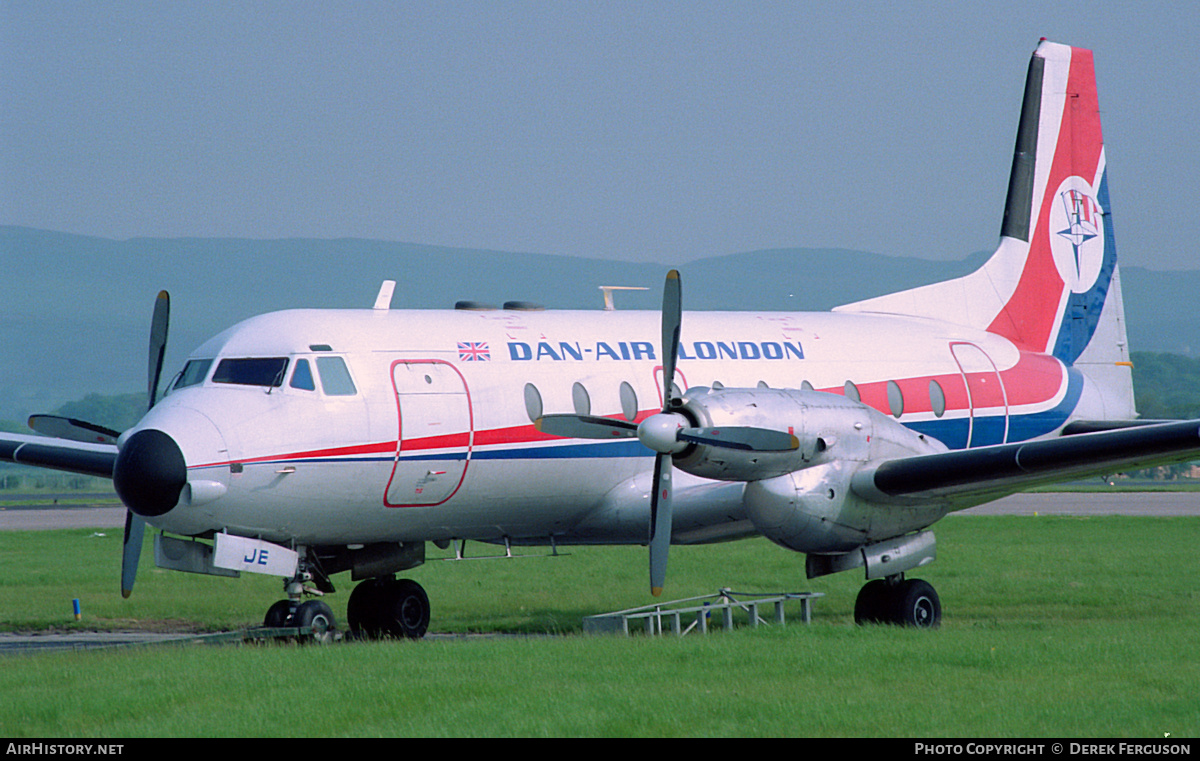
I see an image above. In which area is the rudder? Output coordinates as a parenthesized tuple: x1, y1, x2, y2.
(988, 41, 1134, 419)
(835, 40, 1134, 418)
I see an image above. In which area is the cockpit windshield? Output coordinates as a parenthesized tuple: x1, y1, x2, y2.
(212, 357, 289, 387)
(173, 359, 213, 391)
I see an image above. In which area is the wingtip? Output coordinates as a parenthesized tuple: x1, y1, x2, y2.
(651, 587, 663, 597)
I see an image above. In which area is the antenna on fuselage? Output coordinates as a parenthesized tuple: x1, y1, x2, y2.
(599, 286, 648, 311)
(374, 280, 396, 310)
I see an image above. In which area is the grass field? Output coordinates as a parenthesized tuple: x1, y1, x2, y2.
(1, 515, 1198, 737)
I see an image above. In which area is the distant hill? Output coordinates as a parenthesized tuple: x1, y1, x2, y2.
(1, 226, 1195, 420)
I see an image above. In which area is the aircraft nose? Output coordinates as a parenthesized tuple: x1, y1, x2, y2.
(114, 429, 188, 517)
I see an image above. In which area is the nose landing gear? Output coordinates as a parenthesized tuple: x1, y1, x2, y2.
(261, 547, 340, 643)
(262, 598, 338, 643)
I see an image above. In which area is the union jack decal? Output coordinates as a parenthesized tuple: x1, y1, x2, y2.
(457, 342, 490, 362)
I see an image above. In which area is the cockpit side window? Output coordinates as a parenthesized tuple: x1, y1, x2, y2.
(290, 359, 316, 391)
(213, 357, 289, 387)
(316, 356, 357, 396)
(173, 359, 213, 391)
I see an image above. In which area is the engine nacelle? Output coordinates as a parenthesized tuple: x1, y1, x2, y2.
(689, 387, 950, 554)
(673, 386, 939, 482)
(669, 387, 857, 481)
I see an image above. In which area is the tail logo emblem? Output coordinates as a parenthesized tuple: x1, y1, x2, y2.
(1050, 176, 1106, 294)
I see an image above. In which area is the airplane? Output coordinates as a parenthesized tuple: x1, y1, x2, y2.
(5, 39, 1200, 637)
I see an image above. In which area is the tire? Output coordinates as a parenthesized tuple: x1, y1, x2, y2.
(293, 599, 337, 643)
(854, 579, 891, 625)
(347, 579, 386, 639)
(379, 578, 430, 640)
(893, 579, 941, 628)
(263, 599, 296, 628)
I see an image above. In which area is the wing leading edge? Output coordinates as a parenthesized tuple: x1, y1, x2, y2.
(852, 420, 1200, 505)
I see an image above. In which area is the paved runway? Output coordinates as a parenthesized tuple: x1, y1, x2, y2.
(958, 491, 1200, 517)
(0, 631, 207, 654)
(0, 504, 125, 530)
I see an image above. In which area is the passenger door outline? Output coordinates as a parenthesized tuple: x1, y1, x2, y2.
(384, 359, 474, 507)
(949, 341, 1009, 447)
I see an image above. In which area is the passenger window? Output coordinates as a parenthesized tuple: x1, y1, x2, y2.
(572, 382, 591, 416)
(619, 381, 638, 421)
(213, 357, 288, 387)
(843, 380, 860, 402)
(524, 383, 543, 422)
(316, 356, 357, 396)
(887, 380, 904, 418)
(174, 359, 213, 390)
(290, 359, 316, 391)
(929, 379, 946, 417)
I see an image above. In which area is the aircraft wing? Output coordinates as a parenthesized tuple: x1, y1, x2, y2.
(851, 420, 1200, 506)
(0, 433, 118, 479)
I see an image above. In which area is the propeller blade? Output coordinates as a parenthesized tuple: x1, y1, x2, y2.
(648, 270, 683, 596)
(535, 414, 638, 440)
(27, 415, 119, 445)
(660, 270, 681, 409)
(124, 289, 171, 598)
(677, 426, 800, 452)
(648, 452, 673, 597)
(121, 511, 145, 599)
(147, 290, 170, 410)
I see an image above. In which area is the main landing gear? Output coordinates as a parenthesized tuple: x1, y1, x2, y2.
(854, 575, 942, 627)
(346, 576, 431, 640)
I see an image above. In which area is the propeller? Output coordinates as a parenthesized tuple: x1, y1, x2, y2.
(121, 290, 171, 598)
(647, 269, 682, 597)
(536, 271, 797, 596)
(26, 291, 173, 596)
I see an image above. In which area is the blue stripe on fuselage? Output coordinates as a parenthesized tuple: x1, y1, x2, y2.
(904, 366, 1083, 448)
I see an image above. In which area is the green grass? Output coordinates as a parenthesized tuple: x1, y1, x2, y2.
(1, 516, 1198, 736)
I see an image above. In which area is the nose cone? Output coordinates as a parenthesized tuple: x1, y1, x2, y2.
(114, 429, 187, 517)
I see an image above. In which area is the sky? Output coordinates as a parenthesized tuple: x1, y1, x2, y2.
(3, 1, 1199, 269)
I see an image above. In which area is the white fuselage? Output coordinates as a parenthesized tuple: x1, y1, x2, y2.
(132, 305, 1080, 548)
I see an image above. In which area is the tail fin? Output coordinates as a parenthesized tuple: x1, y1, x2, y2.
(836, 40, 1134, 416)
